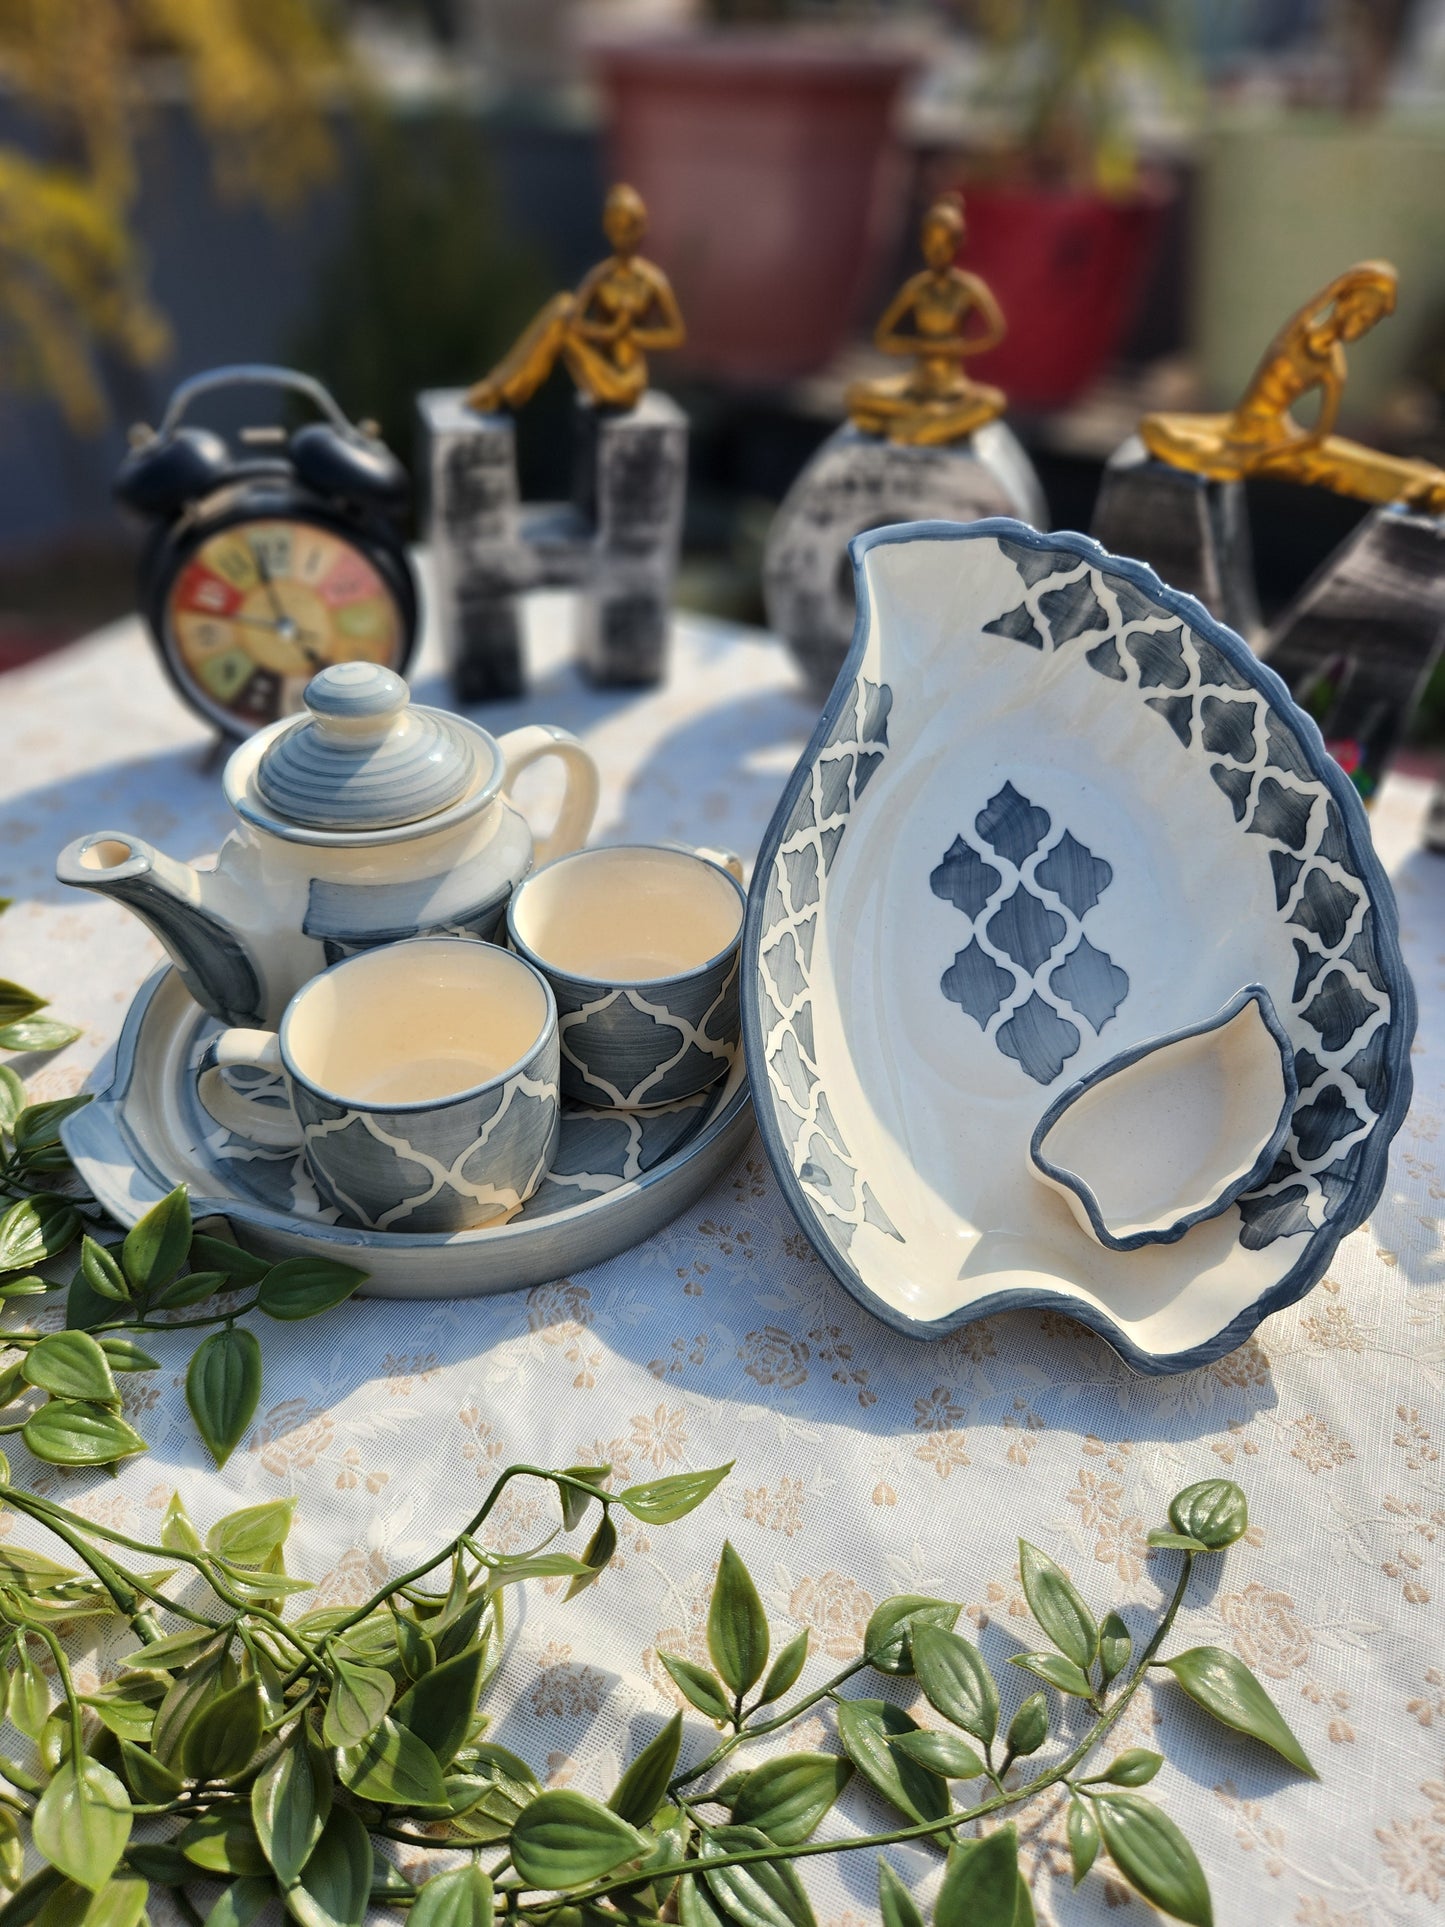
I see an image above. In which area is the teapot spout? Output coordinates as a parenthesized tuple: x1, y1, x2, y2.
(56, 832, 265, 1028)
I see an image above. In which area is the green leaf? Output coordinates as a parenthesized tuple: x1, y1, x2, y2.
(32, 1760, 132, 1893)
(1093, 1791, 1213, 1927)
(1146, 1532, 1209, 1552)
(509, 1789, 646, 1889)
(116, 1740, 182, 1806)
(835, 1699, 949, 1827)
(564, 1512, 618, 1599)
(0, 1545, 79, 1591)
(256, 1255, 366, 1321)
(0, 1276, 47, 1303)
(757, 1628, 808, 1706)
(338, 1717, 448, 1810)
(202, 1876, 272, 1927)
(1009, 1652, 1095, 1698)
(1160, 1647, 1317, 1778)
(1068, 1797, 1100, 1885)
(79, 1696, 153, 1743)
(38, 1874, 148, 1927)
(149, 1270, 228, 1310)
(1168, 1480, 1248, 1551)
(1090, 1750, 1163, 1787)
(182, 1677, 263, 1783)
(0, 1196, 78, 1274)
(189, 1234, 272, 1282)
(120, 1185, 191, 1297)
(877, 1859, 924, 1927)
(0, 983, 46, 1028)
(286, 1806, 372, 1927)
(0, 1020, 81, 1055)
(78, 1241, 128, 1305)
(178, 1814, 268, 1877)
(0, 1065, 25, 1129)
(911, 1625, 999, 1745)
(254, 1731, 332, 1887)
(322, 1658, 394, 1748)
(186, 1324, 262, 1468)
(23, 1401, 146, 1467)
(709, 1542, 769, 1698)
(863, 1596, 959, 1677)
(151, 1654, 228, 1767)
(23, 1332, 117, 1405)
(392, 1646, 484, 1768)
(934, 1826, 1020, 1927)
(13, 1097, 89, 1155)
(657, 1651, 731, 1724)
(207, 1498, 296, 1566)
(7, 1644, 50, 1738)
(392, 1611, 435, 1680)
(680, 1873, 730, 1927)
(1098, 1611, 1131, 1684)
(122, 1845, 188, 1886)
(1018, 1541, 1098, 1669)
(609, 1711, 682, 1827)
(885, 1731, 985, 1781)
(614, 1462, 731, 1524)
(555, 1463, 609, 1531)
(94, 1339, 157, 1375)
(731, 1754, 852, 1846)
(1006, 1693, 1048, 1758)
(409, 1865, 494, 1927)
(482, 1552, 590, 1588)
(701, 1825, 816, 1927)
(120, 1624, 221, 1673)
(443, 1744, 540, 1845)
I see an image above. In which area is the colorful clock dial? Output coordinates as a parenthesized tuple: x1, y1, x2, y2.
(165, 519, 405, 728)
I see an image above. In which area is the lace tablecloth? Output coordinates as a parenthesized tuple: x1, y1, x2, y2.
(1, 581, 1442, 1925)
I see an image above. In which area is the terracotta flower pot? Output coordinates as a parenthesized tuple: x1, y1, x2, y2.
(591, 34, 916, 385)
(953, 180, 1172, 410)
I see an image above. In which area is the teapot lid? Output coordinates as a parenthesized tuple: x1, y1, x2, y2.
(255, 664, 482, 831)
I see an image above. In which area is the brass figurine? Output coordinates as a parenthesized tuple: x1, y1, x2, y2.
(466, 184, 685, 414)
(1141, 261, 1445, 513)
(846, 194, 1007, 447)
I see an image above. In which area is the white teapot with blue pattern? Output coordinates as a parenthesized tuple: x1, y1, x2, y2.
(57, 661, 600, 1028)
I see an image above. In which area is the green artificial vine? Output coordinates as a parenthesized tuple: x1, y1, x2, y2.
(0, 1469, 1311, 1927)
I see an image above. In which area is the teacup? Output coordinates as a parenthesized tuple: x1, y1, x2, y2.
(196, 937, 559, 1232)
(506, 845, 745, 1110)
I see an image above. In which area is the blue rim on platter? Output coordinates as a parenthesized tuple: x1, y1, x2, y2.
(1027, 983, 1300, 1254)
(65, 965, 752, 1300)
(741, 517, 1416, 1373)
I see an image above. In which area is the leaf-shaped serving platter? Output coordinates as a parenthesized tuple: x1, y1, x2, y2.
(64, 966, 751, 1299)
(742, 521, 1415, 1371)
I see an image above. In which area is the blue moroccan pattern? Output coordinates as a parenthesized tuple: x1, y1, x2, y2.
(977, 533, 1393, 1250)
(932, 785, 1128, 1085)
(755, 674, 903, 1254)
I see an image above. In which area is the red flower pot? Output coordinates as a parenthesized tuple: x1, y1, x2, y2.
(954, 181, 1172, 410)
(591, 34, 916, 385)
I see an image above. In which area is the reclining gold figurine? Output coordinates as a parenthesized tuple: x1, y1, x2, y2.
(466, 184, 685, 414)
(846, 193, 1007, 448)
(1141, 260, 1445, 513)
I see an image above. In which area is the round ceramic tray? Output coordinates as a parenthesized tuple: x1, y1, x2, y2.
(742, 519, 1416, 1373)
(64, 967, 752, 1299)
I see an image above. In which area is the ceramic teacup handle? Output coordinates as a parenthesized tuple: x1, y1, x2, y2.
(196, 1030, 302, 1150)
(496, 724, 601, 867)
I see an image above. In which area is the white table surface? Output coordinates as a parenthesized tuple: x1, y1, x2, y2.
(1, 579, 1443, 1925)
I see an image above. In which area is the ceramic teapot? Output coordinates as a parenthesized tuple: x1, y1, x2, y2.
(56, 662, 600, 1029)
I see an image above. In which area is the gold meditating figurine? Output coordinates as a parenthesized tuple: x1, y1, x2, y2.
(466, 184, 685, 414)
(1141, 261, 1445, 513)
(846, 193, 1007, 447)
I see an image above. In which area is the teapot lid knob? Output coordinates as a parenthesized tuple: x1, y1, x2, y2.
(254, 662, 484, 831)
(304, 662, 409, 743)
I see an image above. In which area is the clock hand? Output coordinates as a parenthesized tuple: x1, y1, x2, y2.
(228, 613, 325, 646)
(249, 540, 290, 624)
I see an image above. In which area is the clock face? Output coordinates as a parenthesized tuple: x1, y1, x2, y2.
(163, 517, 406, 731)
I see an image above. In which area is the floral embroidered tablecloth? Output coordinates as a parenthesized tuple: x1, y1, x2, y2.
(1, 582, 1442, 1925)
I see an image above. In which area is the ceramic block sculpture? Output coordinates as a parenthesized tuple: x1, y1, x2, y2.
(419, 387, 687, 699)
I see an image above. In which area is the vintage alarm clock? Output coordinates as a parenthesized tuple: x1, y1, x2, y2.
(116, 364, 419, 736)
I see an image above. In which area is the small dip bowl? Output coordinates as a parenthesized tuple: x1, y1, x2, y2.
(1028, 986, 1298, 1252)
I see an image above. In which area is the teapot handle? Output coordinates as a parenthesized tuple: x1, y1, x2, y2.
(495, 725, 601, 867)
